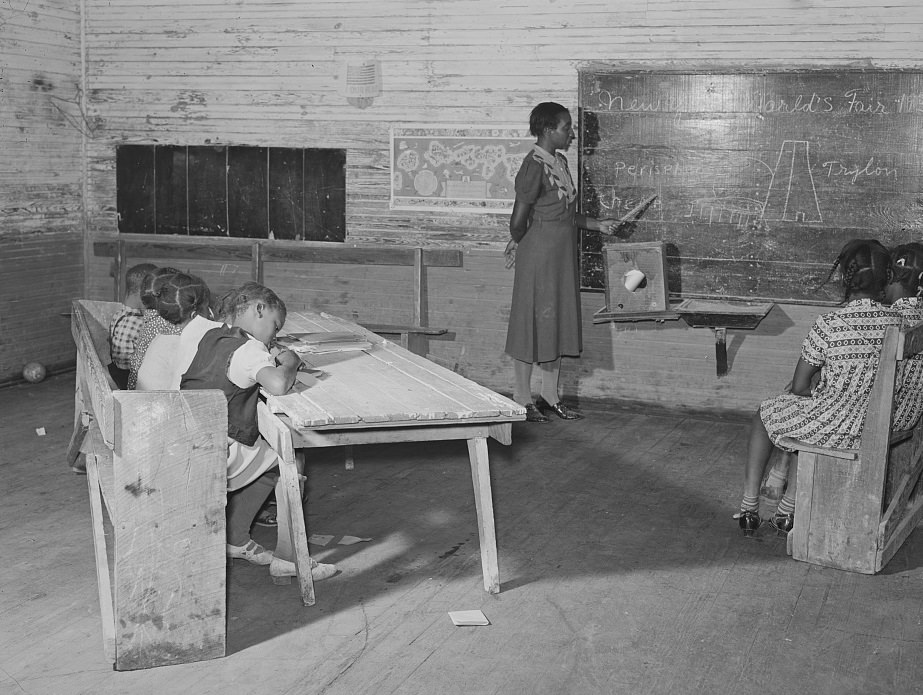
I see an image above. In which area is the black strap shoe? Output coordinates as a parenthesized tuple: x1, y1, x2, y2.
(738, 509, 762, 536)
(525, 403, 550, 423)
(536, 396, 583, 420)
(769, 512, 794, 535)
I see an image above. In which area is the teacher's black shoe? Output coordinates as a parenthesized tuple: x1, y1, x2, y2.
(525, 403, 550, 423)
(535, 396, 584, 421)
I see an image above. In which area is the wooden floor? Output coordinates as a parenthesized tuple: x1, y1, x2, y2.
(4, 373, 923, 695)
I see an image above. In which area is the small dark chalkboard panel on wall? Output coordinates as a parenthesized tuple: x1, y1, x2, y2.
(578, 69, 923, 303)
(117, 145, 346, 242)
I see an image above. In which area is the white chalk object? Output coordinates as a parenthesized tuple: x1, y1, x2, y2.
(623, 269, 646, 292)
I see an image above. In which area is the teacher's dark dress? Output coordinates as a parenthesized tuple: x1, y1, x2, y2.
(505, 149, 582, 363)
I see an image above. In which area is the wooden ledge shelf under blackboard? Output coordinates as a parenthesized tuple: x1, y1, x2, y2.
(593, 305, 681, 324)
(594, 299, 774, 377)
(675, 299, 775, 377)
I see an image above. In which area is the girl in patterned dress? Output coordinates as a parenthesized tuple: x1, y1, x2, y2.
(503, 102, 618, 422)
(886, 242, 923, 431)
(128, 266, 181, 388)
(737, 239, 901, 535)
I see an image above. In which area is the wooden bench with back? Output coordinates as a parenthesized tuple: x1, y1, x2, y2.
(780, 319, 923, 573)
(70, 299, 325, 670)
(69, 299, 230, 670)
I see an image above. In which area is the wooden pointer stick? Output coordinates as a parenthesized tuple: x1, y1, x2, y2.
(618, 193, 658, 223)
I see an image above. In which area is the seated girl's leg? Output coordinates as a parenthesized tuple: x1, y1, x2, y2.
(771, 456, 798, 534)
(743, 410, 776, 501)
(738, 409, 776, 534)
(226, 473, 276, 562)
(271, 466, 300, 563)
(762, 450, 792, 499)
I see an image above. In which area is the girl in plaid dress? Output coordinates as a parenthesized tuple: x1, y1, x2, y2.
(737, 240, 900, 535)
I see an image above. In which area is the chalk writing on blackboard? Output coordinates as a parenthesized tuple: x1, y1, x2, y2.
(578, 70, 923, 302)
(390, 126, 532, 212)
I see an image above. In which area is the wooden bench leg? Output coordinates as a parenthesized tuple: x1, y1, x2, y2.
(790, 452, 815, 563)
(85, 454, 116, 662)
(467, 436, 499, 594)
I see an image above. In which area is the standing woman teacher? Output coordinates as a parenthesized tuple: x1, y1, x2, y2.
(505, 101, 617, 423)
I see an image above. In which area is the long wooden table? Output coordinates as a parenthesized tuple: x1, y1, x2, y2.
(262, 311, 525, 602)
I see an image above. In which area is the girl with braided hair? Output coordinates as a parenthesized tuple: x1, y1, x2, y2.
(135, 271, 212, 390)
(736, 239, 901, 536)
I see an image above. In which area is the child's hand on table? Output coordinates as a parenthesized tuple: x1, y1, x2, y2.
(274, 348, 300, 368)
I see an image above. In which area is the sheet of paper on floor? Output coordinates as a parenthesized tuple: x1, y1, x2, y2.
(448, 610, 490, 626)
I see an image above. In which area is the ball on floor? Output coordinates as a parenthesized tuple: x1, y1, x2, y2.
(22, 361, 46, 383)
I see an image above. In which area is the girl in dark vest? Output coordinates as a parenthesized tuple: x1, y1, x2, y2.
(182, 282, 337, 583)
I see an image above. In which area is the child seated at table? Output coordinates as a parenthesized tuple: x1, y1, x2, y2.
(180, 281, 337, 583)
(135, 271, 212, 391)
(128, 266, 181, 389)
(107, 262, 156, 389)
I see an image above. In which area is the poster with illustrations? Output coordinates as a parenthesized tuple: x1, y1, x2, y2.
(390, 126, 533, 212)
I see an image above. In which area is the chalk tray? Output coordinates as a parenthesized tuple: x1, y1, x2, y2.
(674, 299, 774, 330)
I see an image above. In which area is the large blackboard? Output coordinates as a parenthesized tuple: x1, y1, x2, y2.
(578, 69, 923, 303)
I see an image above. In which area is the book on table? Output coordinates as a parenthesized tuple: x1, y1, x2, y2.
(277, 331, 373, 354)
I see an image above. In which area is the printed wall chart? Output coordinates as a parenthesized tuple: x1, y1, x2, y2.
(390, 126, 533, 212)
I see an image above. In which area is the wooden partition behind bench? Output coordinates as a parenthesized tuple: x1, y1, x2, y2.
(71, 299, 229, 670)
(93, 236, 462, 357)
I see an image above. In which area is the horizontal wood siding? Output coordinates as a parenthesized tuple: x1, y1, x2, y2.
(73, 1, 923, 409)
(0, 2, 82, 381)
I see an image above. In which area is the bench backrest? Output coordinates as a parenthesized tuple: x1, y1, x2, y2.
(71, 299, 229, 452)
(856, 320, 923, 501)
(71, 299, 122, 446)
(864, 320, 923, 443)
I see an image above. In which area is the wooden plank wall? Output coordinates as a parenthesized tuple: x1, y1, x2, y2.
(0, 1, 83, 382)
(43, 0, 923, 410)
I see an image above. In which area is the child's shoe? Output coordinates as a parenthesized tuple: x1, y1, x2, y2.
(254, 502, 278, 527)
(270, 557, 338, 584)
(227, 539, 274, 565)
(736, 509, 762, 536)
(769, 512, 794, 535)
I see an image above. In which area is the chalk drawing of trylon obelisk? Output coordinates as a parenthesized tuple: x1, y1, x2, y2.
(762, 140, 822, 223)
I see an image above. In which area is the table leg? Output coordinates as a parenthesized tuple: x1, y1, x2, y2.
(714, 327, 728, 377)
(276, 449, 315, 606)
(257, 402, 315, 606)
(344, 444, 355, 470)
(467, 436, 500, 594)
